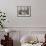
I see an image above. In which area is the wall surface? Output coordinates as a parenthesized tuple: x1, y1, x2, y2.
(0, 0, 46, 27)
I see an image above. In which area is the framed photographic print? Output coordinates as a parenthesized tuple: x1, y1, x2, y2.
(17, 6, 31, 17)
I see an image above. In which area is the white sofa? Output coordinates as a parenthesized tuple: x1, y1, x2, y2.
(20, 33, 45, 46)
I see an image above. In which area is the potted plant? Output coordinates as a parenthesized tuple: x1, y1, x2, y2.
(0, 10, 6, 28)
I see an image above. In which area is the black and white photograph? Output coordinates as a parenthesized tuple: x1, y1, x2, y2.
(17, 6, 31, 17)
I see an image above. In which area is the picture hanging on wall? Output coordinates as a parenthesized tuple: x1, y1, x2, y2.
(17, 6, 31, 17)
